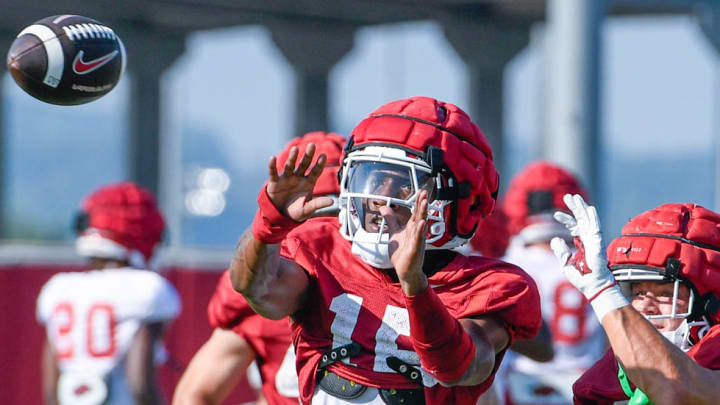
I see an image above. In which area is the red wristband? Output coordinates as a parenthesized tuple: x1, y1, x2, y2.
(251, 185, 302, 244)
(405, 286, 476, 382)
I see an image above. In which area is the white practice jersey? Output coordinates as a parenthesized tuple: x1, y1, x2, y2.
(504, 240, 606, 374)
(37, 267, 181, 405)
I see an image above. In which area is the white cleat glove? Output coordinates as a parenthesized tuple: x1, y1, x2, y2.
(551, 194, 628, 321)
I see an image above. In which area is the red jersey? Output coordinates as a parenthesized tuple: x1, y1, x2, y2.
(280, 218, 542, 405)
(572, 325, 720, 404)
(207, 271, 298, 405)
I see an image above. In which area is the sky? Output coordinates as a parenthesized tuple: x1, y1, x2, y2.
(2, 14, 719, 247)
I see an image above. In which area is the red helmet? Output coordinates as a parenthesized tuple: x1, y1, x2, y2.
(468, 204, 510, 258)
(503, 161, 588, 243)
(75, 182, 165, 267)
(275, 131, 345, 196)
(608, 203, 720, 327)
(338, 96, 498, 250)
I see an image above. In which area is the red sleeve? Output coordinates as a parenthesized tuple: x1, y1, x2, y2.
(572, 349, 628, 405)
(688, 325, 720, 369)
(279, 233, 302, 264)
(405, 286, 476, 382)
(279, 217, 338, 277)
(452, 258, 542, 343)
(206, 270, 256, 330)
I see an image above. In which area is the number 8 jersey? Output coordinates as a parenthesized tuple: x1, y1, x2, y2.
(504, 241, 606, 373)
(497, 240, 607, 404)
(36, 267, 181, 404)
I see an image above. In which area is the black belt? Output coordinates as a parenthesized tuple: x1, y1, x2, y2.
(317, 369, 426, 405)
(316, 343, 426, 405)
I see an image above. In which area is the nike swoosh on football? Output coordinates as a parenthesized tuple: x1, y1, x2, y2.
(72, 50, 118, 75)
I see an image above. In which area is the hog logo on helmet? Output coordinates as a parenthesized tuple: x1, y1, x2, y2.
(608, 203, 720, 350)
(337, 97, 499, 268)
(74, 182, 165, 269)
(504, 161, 588, 244)
(276, 131, 345, 214)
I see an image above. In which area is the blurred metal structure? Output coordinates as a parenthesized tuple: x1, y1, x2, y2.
(545, 0, 604, 198)
(0, 0, 718, 230)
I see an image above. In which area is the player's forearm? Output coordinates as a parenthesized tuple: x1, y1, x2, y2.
(173, 366, 242, 405)
(133, 387, 164, 405)
(43, 388, 59, 405)
(174, 329, 254, 405)
(41, 340, 59, 405)
(405, 287, 491, 385)
(398, 269, 428, 296)
(127, 324, 166, 405)
(510, 320, 554, 363)
(43, 395, 59, 405)
(229, 228, 280, 296)
(447, 319, 497, 386)
(230, 230, 307, 319)
(602, 306, 718, 404)
(173, 382, 223, 405)
(186, 393, 219, 405)
(173, 368, 222, 405)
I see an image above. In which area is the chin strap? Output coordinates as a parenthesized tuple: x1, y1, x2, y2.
(690, 292, 720, 324)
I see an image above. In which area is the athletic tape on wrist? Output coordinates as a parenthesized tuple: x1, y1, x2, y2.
(590, 283, 629, 321)
(251, 185, 302, 244)
(405, 286, 476, 382)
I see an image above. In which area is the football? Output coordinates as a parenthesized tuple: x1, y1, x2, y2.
(6, 15, 126, 106)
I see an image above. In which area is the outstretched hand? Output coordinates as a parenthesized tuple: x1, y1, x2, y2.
(551, 194, 607, 277)
(551, 194, 628, 320)
(384, 190, 429, 296)
(266, 143, 333, 222)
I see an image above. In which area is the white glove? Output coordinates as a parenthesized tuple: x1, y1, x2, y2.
(551, 194, 628, 321)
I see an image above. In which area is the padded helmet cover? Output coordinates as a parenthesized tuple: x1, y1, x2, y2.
(608, 203, 720, 324)
(275, 131, 345, 196)
(469, 203, 510, 258)
(504, 161, 588, 236)
(79, 182, 165, 262)
(342, 97, 499, 245)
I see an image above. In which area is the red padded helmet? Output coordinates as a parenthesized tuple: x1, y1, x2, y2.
(276, 131, 345, 196)
(338, 96, 499, 249)
(469, 204, 510, 258)
(608, 203, 720, 325)
(75, 182, 165, 267)
(504, 161, 588, 242)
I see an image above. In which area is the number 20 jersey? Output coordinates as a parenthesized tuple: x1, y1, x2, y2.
(280, 218, 542, 405)
(36, 268, 181, 376)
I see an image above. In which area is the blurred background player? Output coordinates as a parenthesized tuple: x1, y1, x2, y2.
(172, 131, 346, 405)
(461, 206, 555, 405)
(554, 197, 720, 404)
(36, 182, 181, 405)
(457, 204, 511, 261)
(497, 162, 606, 405)
(232, 96, 541, 404)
